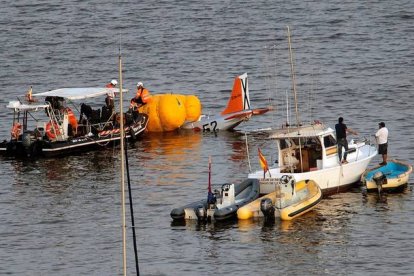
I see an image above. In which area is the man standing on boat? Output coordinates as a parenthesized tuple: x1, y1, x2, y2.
(105, 79, 117, 111)
(106, 79, 118, 88)
(130, 82, 151, 110)
(375, 122, 388, 166)
(335, 117, 358, 164)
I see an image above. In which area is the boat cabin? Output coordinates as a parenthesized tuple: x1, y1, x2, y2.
(269, 124, 342, 173)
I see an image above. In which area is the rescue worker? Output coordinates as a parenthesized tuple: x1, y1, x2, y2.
(105, 79, 117, 109)
(130, 82, 151, 110)
(106, 79, 118, 88)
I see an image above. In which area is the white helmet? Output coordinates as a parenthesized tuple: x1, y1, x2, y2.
(137, 82, 143, 88)
(111, 79, 118, 86)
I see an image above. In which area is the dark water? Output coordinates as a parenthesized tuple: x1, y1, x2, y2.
(1, 1, 413, 275)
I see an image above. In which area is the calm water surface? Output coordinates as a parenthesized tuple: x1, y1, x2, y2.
(0, 1, 413, 275)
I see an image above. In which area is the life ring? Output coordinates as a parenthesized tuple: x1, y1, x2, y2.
(11, 122, 22, 140)
(46, 121, 61, 140)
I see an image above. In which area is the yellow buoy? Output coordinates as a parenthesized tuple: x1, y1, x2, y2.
(139, 93, 201, 132)
(184, 95, 201, 122)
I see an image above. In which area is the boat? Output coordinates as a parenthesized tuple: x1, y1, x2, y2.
(249, 123, 377, 196)
(0, 87, 149, 158)
(170, 157, 260, 221)
(247, 27, 377, 196)
(170, 178, 260, 221)
(237, 175, 322, 220)
(181, 73, 270, 131)
(361, 160, 412, 193)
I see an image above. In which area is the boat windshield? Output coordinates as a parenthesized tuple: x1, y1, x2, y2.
(323, 135, 337, 147)
(279, 137, 321, 149)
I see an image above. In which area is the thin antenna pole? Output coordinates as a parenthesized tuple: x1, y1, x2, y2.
(285, 90, 289, 126)
(287, 26, 300, 127)
(118, 47, 127, 276)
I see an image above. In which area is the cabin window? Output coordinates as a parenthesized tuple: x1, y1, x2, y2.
(279, 139, 291, 150)
(323, 135, 337, 148)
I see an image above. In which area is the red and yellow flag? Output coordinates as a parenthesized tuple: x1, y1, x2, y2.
(258, 148, 269, 173)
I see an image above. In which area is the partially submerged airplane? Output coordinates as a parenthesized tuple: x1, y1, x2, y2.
(182, 73, 270, 131)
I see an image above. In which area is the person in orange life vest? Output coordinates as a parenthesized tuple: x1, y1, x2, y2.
(130, 82, 151, 110)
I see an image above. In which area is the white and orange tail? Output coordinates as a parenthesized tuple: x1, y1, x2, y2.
(221, 73, 251, 115)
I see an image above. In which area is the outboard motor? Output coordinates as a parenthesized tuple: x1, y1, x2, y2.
(195, 204, 207, 221)
(22, 131, 34, 149)
(260, 198, 275, 219)
(373, 171, 386, 195)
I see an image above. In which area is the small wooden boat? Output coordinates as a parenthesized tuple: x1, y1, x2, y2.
(170, 178, 260, 222)
(362, 160, 412, 193)
(237, 175, 322, 221)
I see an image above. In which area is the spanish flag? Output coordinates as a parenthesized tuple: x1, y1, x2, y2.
(26, 86, 36, 102)
(258, 148, 270, 178)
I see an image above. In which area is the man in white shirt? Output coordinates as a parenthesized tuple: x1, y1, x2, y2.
(375, 122, 389, 165)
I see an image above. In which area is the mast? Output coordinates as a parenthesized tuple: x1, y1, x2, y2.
(285, 90, 289, 126)
(118, 50, 127, 276)
(287, 26, 300, 127)
(287, 26, 303, 172)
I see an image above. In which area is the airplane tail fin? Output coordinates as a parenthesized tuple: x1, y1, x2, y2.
(221, 73, 251, 115)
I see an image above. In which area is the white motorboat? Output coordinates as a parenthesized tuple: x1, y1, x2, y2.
(249, 123, 377, 195)
(248, 26, 377, 196)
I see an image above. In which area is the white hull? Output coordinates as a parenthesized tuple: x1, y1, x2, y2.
(182, 112, 252, 131)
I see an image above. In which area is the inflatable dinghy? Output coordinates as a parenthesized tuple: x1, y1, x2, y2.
(171, 178, 260, 222)
(237, 175, 322, 221)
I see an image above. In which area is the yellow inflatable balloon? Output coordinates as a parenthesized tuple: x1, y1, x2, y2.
(184, 95, 201, 122)
(139, 94, 201, 132)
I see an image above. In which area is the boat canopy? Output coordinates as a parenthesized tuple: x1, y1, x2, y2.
(31, 87, 128, 100)
(6, 101, 50, 111)
(268, 124, 334, 139)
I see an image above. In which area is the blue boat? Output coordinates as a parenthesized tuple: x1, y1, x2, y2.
(362, 160, 412, 193)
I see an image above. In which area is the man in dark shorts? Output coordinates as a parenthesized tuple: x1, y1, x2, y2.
(335, 117, 358, 164)
(375, 122, 389, 165)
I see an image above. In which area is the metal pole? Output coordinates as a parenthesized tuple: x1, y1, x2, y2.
(287, 26, 300, 127)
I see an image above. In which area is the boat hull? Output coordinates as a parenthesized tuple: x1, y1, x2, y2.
(362, 160, 412, 192)
(237, 179, 322, 221)
(170, 178, 260, 221)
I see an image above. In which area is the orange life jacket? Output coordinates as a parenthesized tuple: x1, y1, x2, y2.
(11, 122, 22, 140)
(66, 108, 78, 134)
(135, 87, 151, 104)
